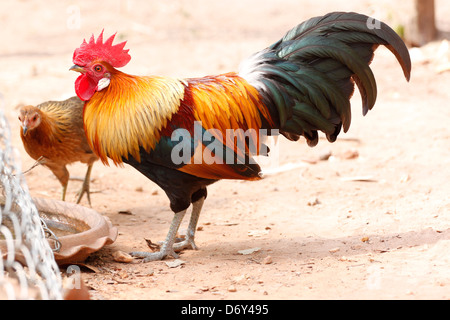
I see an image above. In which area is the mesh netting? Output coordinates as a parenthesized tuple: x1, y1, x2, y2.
(0, 94, 63, 300)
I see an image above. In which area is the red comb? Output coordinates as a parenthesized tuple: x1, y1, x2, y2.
(73, 30, 131, 68)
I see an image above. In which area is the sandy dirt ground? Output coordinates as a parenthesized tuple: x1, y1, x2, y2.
(1, 0, 449, 300)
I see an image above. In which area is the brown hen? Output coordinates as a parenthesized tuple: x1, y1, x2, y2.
(19, 96, 98, 205)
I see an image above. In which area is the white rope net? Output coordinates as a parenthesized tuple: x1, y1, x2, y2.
(0, 94, 63, 300)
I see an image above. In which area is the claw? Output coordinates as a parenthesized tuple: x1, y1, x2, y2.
(130, 249, 179, 262)
(130, 209, 187, 262)
(76, 163, 94, 205)
(173, 237, 198, 252)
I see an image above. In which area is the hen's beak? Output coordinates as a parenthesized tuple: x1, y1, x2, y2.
(22, 126, 28, 136)
(69, 65, 86, 73)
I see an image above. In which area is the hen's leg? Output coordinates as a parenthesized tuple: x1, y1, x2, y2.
(61, 184, 68, 202)
(48, 164, 69, 202)
(76, 163, 94, 205)
(173, 196, 204, 252)
(130, 209, 187, 262)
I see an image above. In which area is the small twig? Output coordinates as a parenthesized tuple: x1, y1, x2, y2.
(319, 136, 362, 143)
(21, 156, 46, 175)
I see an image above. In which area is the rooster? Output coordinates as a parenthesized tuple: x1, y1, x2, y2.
(18, 96, 98, 205)
(70, 12, 411, 261)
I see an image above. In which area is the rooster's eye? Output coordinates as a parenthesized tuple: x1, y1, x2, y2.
(94, 65, 103, 72)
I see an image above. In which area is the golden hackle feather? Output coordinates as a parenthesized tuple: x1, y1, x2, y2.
(83, 71, 185, 165)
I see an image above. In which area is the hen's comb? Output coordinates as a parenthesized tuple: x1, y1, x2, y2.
(73, 30, 131, 68)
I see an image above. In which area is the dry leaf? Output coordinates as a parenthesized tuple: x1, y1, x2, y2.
(165, 259, 186, 268)
(238, 247, 261, 255)
(112, 250, 134, 263)
(145, 239, 161, 252)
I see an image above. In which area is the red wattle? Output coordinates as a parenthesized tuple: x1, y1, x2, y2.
(75, 74, 97, 101)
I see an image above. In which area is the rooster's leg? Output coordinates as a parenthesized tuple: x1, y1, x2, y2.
(76, 163, 93, 205)
(173, 196, 205, 252)
(130, 208, 187, 262)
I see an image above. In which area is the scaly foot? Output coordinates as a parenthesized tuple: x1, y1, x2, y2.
(130, 197, 205, 262)
(130, 249, 179, 262)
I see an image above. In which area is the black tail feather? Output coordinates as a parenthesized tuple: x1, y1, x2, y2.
(239, 12, 411, 147)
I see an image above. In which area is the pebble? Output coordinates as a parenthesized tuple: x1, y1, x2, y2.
(319, 150, 332, 161)
(341, 149, 359, 159)
(263, 255, 273, 264)
(227, 285, 237, 292)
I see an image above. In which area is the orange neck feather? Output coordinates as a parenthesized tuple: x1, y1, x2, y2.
(83, 71, 185, 165)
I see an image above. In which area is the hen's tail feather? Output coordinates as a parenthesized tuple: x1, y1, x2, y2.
(240, 12, 411, 147)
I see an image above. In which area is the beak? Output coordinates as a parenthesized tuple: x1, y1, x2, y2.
(69, 65, 86, 73)
(22, 126, 28, 136)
